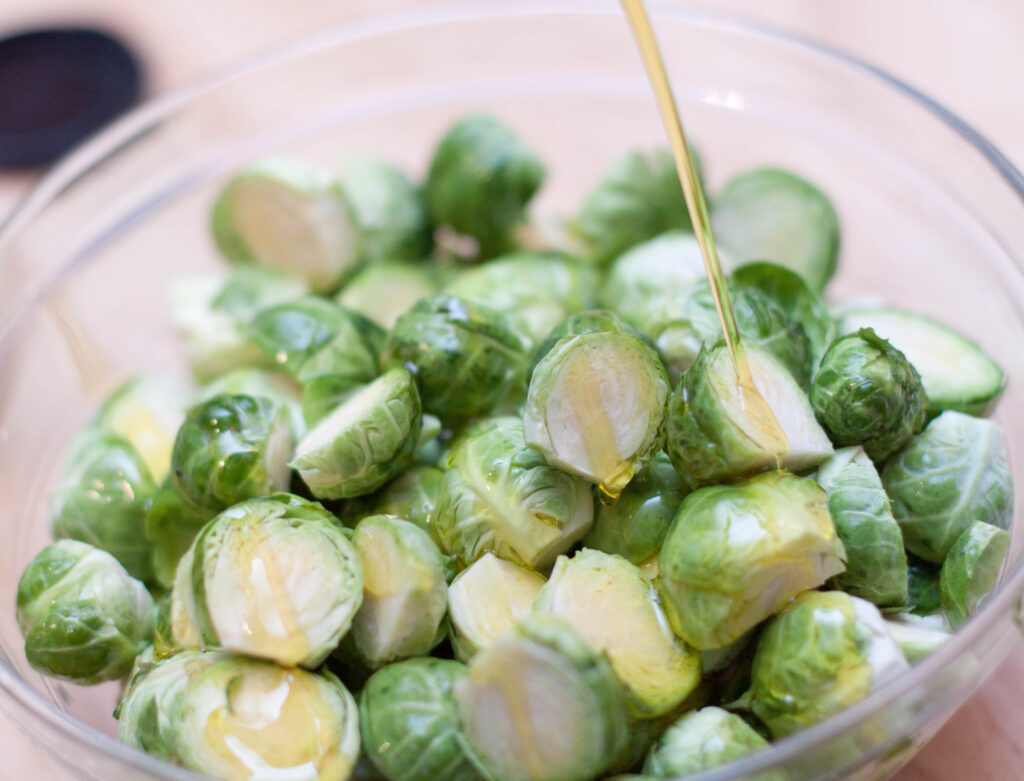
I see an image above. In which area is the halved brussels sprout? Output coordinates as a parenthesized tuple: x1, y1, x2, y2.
(171, 393, 293, 513)
(446, 252, 599, 345)
(575, 149, 695, 266)
(117, 650, 227, 761)
(582, 452, 691, 569)
(291, 368, 422, 499)
(534, 549, 702, 718)
(940, 521, 1010, 628)
(711, 167, 840, 293)
(447, 552, 546, 662)
(599, 231, 710, 328)
(96, 375, 187, 484)
(524, 326, 670, 495)
(49, 427, 158, 582)
(369, 465, 445, 536)
(143, 481, 213, 590)
(642, 707, 773, 779)
(665, 342, 833, 486)
(657, 470, 846, 650)
(424, 115, 545, 259)
(883, 411, 1012, 563)
(337, 260, 438, 329)
(810, 329, 927, 461)
(433, 417, 593, 569)
(16, 540, 155, 684)
(885, 614, 952, 663)
(170, 267, 309, 382)
(174, 656, 360, 780)
(838, 306, 1005, 417)
(745, 590, 908, 738)
(211, 156, 361, 292)
(347, 515, 448, 668)
(814, 447, 908, 609)
(360, 658, 481, 781)
(171, 493, 363, 668)
(455, 616, 630, 781)
(336, 151, 432, 264)
(382, 295, 527, 420)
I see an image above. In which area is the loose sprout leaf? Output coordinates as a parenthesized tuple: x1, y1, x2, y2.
(939, 521, 1011, 628)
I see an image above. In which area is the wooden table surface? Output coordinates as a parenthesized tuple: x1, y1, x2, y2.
(1, 1, 1023, 779)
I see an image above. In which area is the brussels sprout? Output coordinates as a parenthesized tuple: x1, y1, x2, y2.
(575, 149, 695, 266)
(171, 493, 363, 667)
(424, 115, 545, 259)
(657, 471, 846, 650)
(143, 481, 213, 590)
(664, 343, 833, 486)
(171, 393, 293, 513)
(907, 558, 943, 616)
(582, 452, 691, 569)
(745, 590, 909, 738)
(211, 156, 361, 292)
(883, 411, 1012, 563)
(446, 252, 599, 345)
(940, 521, 1010, 628)
(527, 310, 651, 375)
(117, 650, 227, 760)
(885, 614, 952, 663)
(369, 465, 444, 535)
(96, 376, 187, 484)
(291, 368, 422, 499)
(433, 417, 593, 569)
(337, 261, 438, 329)
(447, 552, 546, 662)
(49, 427, 158, 582)
(838, 306, 1005, 417)
(814, 447, 909, 609)
(170, 267, 310, 382)
(336, 152, 432, 264)
(599, 231, 711, 328)
(642, 707, 773, 779)
(643, 280, 812, 385)
(524, 325, 670, 495)
(455, 616, 630, 781)
(16, 540, 155, 684)
(173, 656, 360, 780)
(381, 295, 527, 420)
(360, 658, 482, 781)
(810, 329, 927, 461)
(731, 261, 836, 371)
(534, 549, 702, 718)
(346, 515, 448, 668)
(196, 367, 305, 437)
(711, 167, 840, 293)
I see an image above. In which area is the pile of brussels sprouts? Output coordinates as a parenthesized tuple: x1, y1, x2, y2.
(17, 114, 1013, 781)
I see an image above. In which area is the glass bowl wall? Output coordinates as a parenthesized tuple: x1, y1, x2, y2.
(1, 3, 1023, 780)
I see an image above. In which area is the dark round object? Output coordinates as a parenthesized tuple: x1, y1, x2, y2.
(0, 28, 142, 168)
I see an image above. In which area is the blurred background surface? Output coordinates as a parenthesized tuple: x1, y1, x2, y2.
(1, 1, 1022, 779)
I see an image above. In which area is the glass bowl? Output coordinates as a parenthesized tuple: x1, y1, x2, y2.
(2, 3, 1024, 780)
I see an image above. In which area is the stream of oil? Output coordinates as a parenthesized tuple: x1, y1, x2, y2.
(620, 0, 788, 453)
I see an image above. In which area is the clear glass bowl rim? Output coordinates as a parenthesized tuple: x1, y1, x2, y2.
(1, 3, 1023, 780)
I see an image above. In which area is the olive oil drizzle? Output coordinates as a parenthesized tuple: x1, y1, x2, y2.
(620, 0, 788, 452)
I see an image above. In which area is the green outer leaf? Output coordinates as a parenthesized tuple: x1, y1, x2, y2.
(291, 368, 422, 499)
(711, 167, 840, 293)
(810, 329, 927, 462)
(49, 428, 158, 582)
(642, 707, 773, 779)
(171, 393, 293, 513)
(575, 149, 698, 266)
(815, 447, 909, 609)
(883, 411, 1012, 563)
(433, 417, 593, 570)
(656, 471, 845, 650)
(424, 115, 545, 259)
(360, 658, 482, 781)
(939, 521, 1010, 628)
(382, 295, 527, 420)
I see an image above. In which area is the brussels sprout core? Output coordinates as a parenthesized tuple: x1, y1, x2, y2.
(525, 331, 669, 495)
